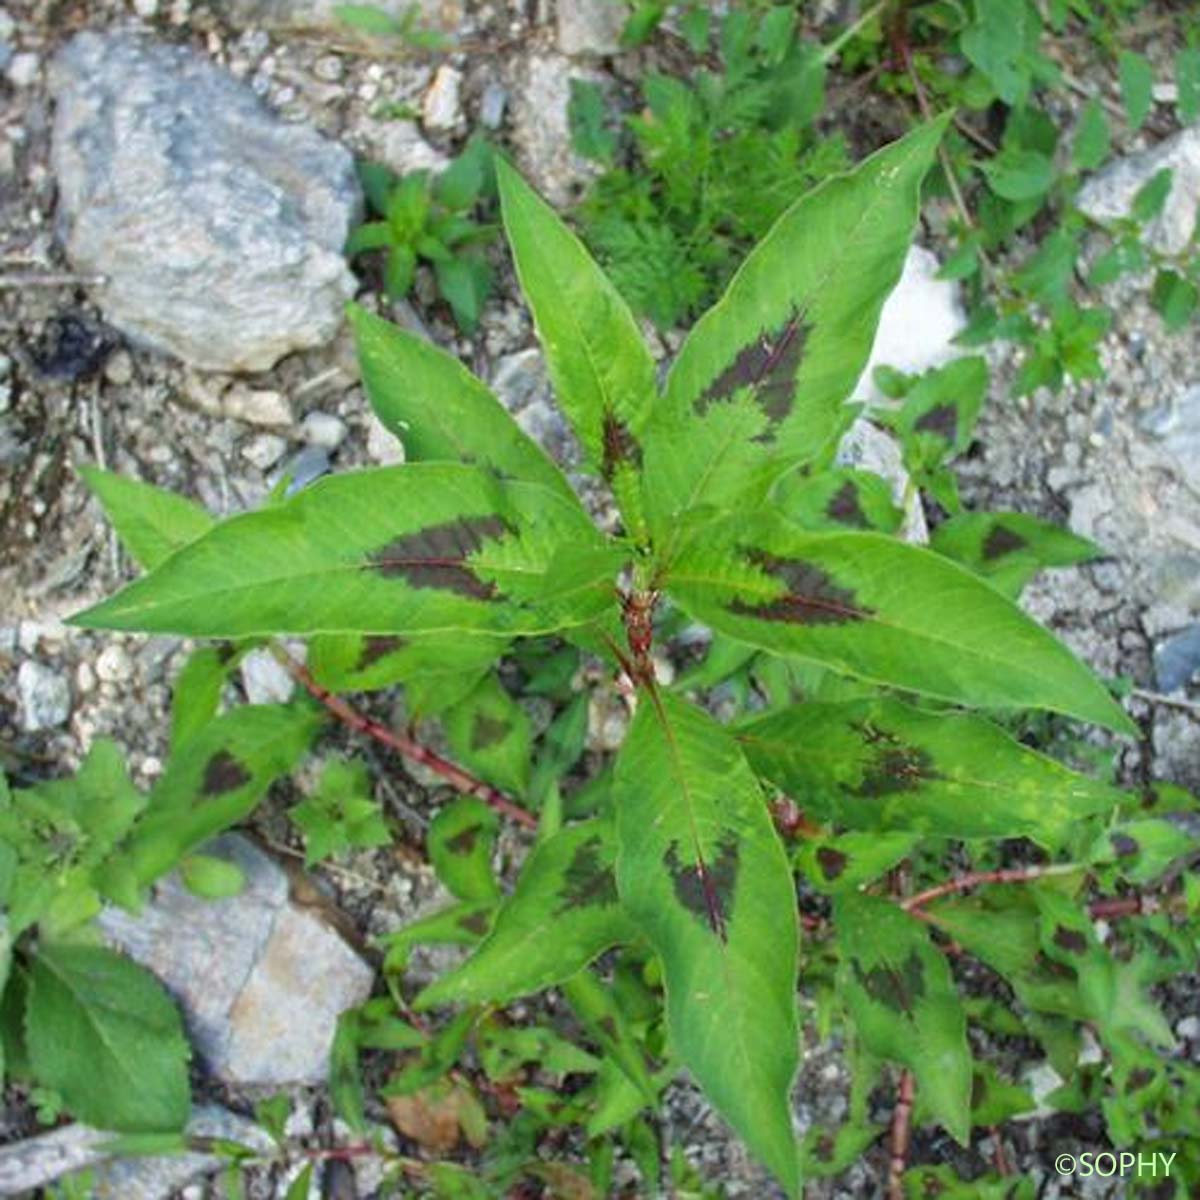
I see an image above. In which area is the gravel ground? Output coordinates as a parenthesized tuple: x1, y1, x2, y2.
(1, 1, 1198, 1197)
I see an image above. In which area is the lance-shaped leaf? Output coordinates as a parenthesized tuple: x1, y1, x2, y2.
(665, 513, 1134, 733)
(80, 466, 214, 570)
(308, 630, 502, 717)
(497, 158, 656, 535)
(415, 819, 636, 1010)
(834, 893, 971, 1144)
(117, 704, 321, 886)
(427, 797, 502, 902)
(642, 117, 949, 538)
(70, 466, 621, 639)
(444, 674, 533, 797)
(613, 693, 801, 1197)
(737, 697, 1125, 843)
(348, 303, 579, 507)
(931, 510, 1100, 599)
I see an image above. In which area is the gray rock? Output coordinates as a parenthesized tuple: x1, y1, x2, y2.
(222, 386, 293, 427)
(491, 348, 579, 467)
(1144, 381, 1200, 491)
(479, 81, 508, 130)
(50, 32, 361, 373)
(558, 0, 625, 56)
(16, 660, 71, 731)
(0, 1106, 273, 1199)
(301, 410, 348, 448)
(836, 417, 928, 544)
(98, 835, 374, 1086)
(6, 50, 39, 87)
(852, 244, 967, 405)
(282, 444, 333, 495)
(241, 432, 289, 471)
(509, 54, 599, 206)
(368, 119, 450, 177)
(422, 64, 464, 135)
(1077, 125, 1200, 256)
(366, 411, 405, 465)
(239, 645, 297, 704)
(1154, 624, 1200, 692)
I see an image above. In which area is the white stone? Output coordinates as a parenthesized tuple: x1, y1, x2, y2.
(366, 411, 405, 465)
(6, 51, 40, 88)
(422, 64, 464, 134)
(134, 0, 160, 16)
(375, 120, 450, 176)
(1077, 125, 1200, 256)
(75, 660, 96, 694)
(241, 433, 288, 470)
(1176, 1015, 1200, 1040)
(557, 0, 625, 55)
(103, 349, 134, 386)
(16, 660, 71, 731)
(95, 643, 134, 684)
(301, 409, 348, 448)
(852, 244, 967, 406)
(222, 386, 292, 427)
(239, 646, 296, 704)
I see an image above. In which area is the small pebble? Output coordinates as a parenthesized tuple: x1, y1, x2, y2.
(314, 55, 343, 83)
(95, 644, 134, 684)
(103, 349, 134, 386)
(134, 0, 160, 16)
(223, 387, 292, 427)
(17, 661, 71, 731)
(301, 410, 348, 449)
(422, 64, 464, 134)
(480, 82, 508, 130)
(365, 412, 404, 465)
(6, 51, 40, 88)
(241, 433, 288, 471)
(75, 661, 96, 694)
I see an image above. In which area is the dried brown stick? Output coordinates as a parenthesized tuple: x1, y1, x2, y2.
(887, 1069, 915, 1199)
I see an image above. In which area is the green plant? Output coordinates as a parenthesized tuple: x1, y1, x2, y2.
(569, 6, 848, 328)
(348, 134, 497, 333)
(9, 121, 1199, 1196)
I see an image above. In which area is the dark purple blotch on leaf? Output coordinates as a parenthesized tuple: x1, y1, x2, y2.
(458, 909, 491, 937)
(601, 411, 641, 480)
(695, 308, 811, 428)
(1053, 925, 1088, 955)
(357, 635, 406, 671)
(446, 823, 485, 856)
(849, 726, 940, 797)
(1125, 1067, 1155, 1093)
(367, 514, 512, 600)
(914, 403, 958, 442)
(981, 524, 1028, 561)
(1109, 832, 1139, 858)
(556, 836, 620, 914)
(825, 480, 869, 528)
(470, 712, 511, 751)
(202, 749, 251, 796)
(852, 948, 926, 1016)
(663, 832, 740, 943)
(731, 549, 871, 626)
(816, 846, 849, 881)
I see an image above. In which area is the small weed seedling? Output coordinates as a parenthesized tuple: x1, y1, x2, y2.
(4, 116, 1199, 1197)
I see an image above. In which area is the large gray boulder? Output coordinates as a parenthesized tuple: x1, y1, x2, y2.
(50, 32, 361, 372)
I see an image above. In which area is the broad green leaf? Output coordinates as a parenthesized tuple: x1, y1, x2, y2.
(1118, 50, 1154, 130)
(930, 510, 1100, 598)
(496, 158, 656, 512)
(70, 466, 621, 640)
(613, 693, 800, 1197)
(1131, 167, 1174, 223)
(26, 942, 190, 1131)
(891, 356, 988, 465)
(1151, 268, 1198, 331)
(170, 644, 242, 749)
(738, 697, 1125, 842)
(797, 831, 919, 893)
(80, 466, 214, 570)
(427, 797, 501, 902)
(179, 854, 245, 899)
(382, 900, 494, 974)
(835, 893, 971, 1144)
(307, 630, 501, 715)
(664, 513, 1134, 733)
(1071, 99, 1109, 171)
(119, 704, 321, 885)
(560, 968, 656, 1108)
(980, 149, 1054, 201)
(771, 468, 902, 535)
(416, 819, 636, 1009)
(348, 306, 576, 503)
(643, 117, 948, 541)
(444, 675, 533, 797)
(960, 0, 1039, 105)
(1088, 818, 1196, 885)
(1178, 47, 1200, 124)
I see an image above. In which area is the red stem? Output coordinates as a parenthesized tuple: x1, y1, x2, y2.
(276, 649, 538, 829)
(887, 1069, 915, 1199)
(900, 864, 1071, 911)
